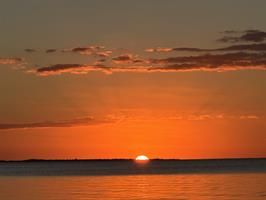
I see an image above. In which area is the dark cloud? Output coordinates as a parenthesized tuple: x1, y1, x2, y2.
(35, 64, 108, 76)
(150, 52, 266, 71)
(0, 117, 110, 130)
(151, 52, 266, 65)
(218, 30, 266, 43)
(46, 49, 57, 53)
(71, 47, 95, 54)
(24, 49, 37, 53)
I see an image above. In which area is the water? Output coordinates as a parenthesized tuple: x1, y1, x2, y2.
(0, 159, 266, 200)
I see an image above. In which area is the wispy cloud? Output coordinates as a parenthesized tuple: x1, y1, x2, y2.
(0, 113, 261, 130)
(169, 114, 261, 121)
(0, 117, 111, 130)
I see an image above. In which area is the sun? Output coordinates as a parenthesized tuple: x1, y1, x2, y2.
(135, 155, 149, 161)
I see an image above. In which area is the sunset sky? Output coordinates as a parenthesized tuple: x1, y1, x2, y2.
(0, 0, 265, 160)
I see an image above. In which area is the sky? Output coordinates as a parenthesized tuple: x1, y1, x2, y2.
(0, 0, 265, 160)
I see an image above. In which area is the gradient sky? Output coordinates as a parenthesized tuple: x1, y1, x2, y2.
(0, 0, 265, 160)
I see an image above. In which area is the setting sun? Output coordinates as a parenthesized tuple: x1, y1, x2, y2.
(135, 155, 149, 161)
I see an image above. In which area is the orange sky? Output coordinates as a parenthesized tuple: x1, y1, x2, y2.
(0, 116, 265, 160)
(0, 1, 266, 160)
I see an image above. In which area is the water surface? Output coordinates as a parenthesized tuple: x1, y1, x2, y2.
(1, 159, 266, 199)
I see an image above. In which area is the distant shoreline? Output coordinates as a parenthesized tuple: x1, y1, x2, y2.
(1, 157, 265, 162)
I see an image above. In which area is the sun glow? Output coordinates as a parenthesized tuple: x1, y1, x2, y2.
(135, 155, 149, 161)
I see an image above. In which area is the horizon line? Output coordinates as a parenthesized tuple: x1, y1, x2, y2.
(1, 157, 266, 162)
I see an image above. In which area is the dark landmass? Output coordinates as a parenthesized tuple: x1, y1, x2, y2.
(0, 157, 265, 162)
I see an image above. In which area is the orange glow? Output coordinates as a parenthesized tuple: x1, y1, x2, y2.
(0, 116, 265, 160)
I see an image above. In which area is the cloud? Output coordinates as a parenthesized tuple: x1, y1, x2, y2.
(0, 113, 260, 130)
(34, 64, 108, 76)
(180, 114, 260, 121)
(24, 49, 37, 53)
(151, 52, 265, 64)
(145, 47, 173, 52)
(4, 30, 266, 76)
(96, 50, 113, 58)
(46, 49, 57, 53)
(150, 52, 266, 72)
(218, 30, 266, 43)
(0, 57, 23, 65)
(31, 51, 266, 76)
(0, 117, 111, 130)
(61, 45, 113, 59)
(145, 43, 266, 53)
(112, 54, 148, 64)
(146, 30, 266, 53)
(62, 45, 105, 55)
(239, 115, 260, 120)
(217, 43, 266, 51)
(112, 54, 134, 64)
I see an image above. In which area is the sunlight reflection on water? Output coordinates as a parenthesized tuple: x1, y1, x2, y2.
(0, 173, 266, 200)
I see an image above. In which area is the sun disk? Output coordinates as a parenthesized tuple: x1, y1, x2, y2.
(135, 155, 149, 161)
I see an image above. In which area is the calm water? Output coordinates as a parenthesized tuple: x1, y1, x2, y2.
(0, 159, 266, 200)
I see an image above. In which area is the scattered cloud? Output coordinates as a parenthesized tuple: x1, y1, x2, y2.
(0, 117, 111, 130)
(3, 30, 266, 76)
(146, 30, 266, 53)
